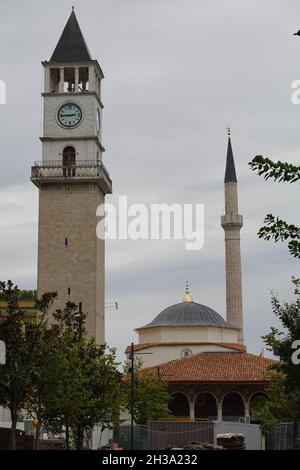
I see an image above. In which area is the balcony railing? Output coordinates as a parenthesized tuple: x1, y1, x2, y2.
(31, 160, 112, 194)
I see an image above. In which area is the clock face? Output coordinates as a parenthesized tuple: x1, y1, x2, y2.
(57, 103, 82, 128)
(181, 348, 193, 358)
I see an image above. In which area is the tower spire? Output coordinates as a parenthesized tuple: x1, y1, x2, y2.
(50, 9, 92, 62)
(221, 133, 244, 344)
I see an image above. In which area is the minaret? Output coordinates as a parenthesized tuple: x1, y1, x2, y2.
(31, 9, 112, 344)
(221, 129, 244, 344)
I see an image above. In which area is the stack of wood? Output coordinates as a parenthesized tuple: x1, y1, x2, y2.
(183, 441, 224, 450)
(216, 433, 245, 450)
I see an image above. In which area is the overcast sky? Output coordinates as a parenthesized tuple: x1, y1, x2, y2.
(0, 0, 299, 362)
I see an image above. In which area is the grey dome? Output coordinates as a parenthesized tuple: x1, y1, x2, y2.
(139, 302, 235, 329)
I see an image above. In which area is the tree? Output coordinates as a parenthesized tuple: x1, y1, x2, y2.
(0, 281, 32, 449)
(251, 374, 297, 432)
(123, 361, 171, 425)
(262, 278, 300, 421)
(24, 292, 58, 449)
(249, 155, 300, 258)
(40, 303, 123, 450)
(0, 282, 123, 450)
(134, 371, 171, 424)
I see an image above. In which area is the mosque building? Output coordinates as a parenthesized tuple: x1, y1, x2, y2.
(126, 134, 274, 422)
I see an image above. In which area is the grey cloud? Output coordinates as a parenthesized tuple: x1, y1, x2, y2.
(0, 0, 299, 363)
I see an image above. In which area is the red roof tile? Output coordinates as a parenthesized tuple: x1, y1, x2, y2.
(148, 352, 276, 383)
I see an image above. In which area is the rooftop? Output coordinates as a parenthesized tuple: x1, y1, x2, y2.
(148, 352, 276, 383)
(138, 301, 235, 330)
(50, 9, 92, 62)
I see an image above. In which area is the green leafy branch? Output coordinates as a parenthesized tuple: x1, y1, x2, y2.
(249, 155, 300, 183)
(258, 214, 300, 258)
(249, 155, 300, 258)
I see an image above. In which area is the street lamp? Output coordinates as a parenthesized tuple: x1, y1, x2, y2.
(75, 302, 84, 450)
(128, 343, 152, 451)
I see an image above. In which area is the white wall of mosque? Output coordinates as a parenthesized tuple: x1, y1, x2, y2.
(134, 342, 241, 368)
(138, 325, 238, 346)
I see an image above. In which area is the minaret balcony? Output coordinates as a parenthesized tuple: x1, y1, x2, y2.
(221, 214, 243, 229)
(31, 160, 112, 194)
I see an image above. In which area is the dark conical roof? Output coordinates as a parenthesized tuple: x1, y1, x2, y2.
(224, 137, 237, 183)
(139, 302, 235, 329)
(50, 10, 92, 62)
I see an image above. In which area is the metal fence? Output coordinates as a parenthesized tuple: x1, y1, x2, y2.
(116, 421, 300, 450)
(266, 422, 300, 450)
(114, 425, 148, 450)
(148, 421, 214, 450)
(114, 422, 214, 450)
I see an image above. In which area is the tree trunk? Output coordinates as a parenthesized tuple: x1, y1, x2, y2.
(34, 423, 41, 450)
(76, 423, 83, 450)
(10, 411, 17, 450)
(65, 418, 70, 450)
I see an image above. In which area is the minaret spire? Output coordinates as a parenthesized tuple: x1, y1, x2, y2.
(221, 131, 244, 343)
(225, 127, 237, 183)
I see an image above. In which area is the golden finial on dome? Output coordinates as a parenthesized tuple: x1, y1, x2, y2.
(183, 281, 193, 303)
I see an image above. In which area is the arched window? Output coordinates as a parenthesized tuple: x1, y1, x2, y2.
(250, 392, 268, 421)
(168, 393, 190, 419)
(63, 146, 76, 177)
(222, 392, 245, 422)
(195, 392, 217, 421)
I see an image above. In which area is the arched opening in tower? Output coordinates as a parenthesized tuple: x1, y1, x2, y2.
(63, 146, 76, 177)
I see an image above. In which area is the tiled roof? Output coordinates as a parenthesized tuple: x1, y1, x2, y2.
(125, 342, 247, 354)
(148, 352, 276, 383)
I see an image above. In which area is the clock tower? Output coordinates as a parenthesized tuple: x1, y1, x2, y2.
(31, 9, 112, 343)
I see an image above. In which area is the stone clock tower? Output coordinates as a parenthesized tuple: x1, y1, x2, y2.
(31, 9, 112, 343)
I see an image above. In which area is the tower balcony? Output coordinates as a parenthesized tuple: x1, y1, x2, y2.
(31, 160, 112, 194)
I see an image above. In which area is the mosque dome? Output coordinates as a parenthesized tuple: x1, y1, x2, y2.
(140, 302, 234, 329)
(139, 284, 235, 330)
